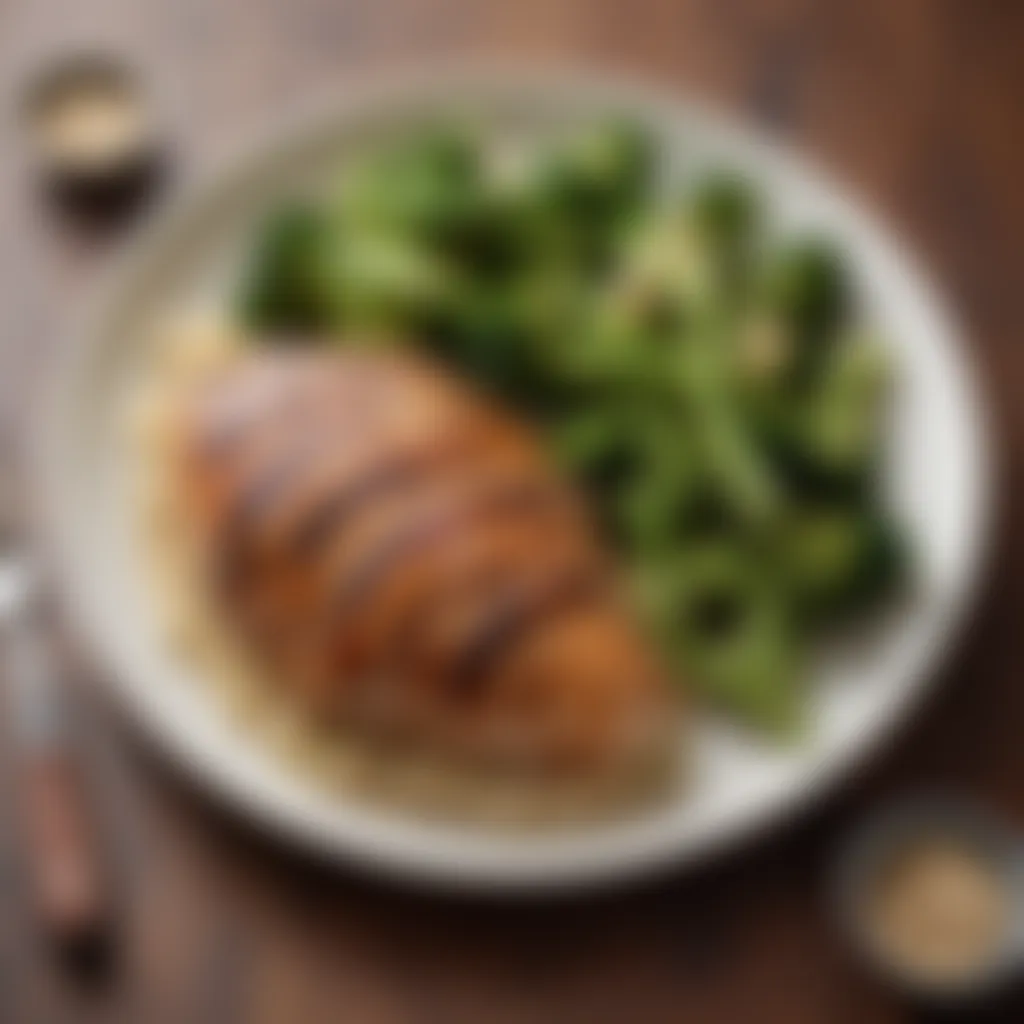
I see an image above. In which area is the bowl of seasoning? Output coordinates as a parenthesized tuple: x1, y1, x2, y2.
(837, 799, 1023, 1001)
(22, 52, 165, 221)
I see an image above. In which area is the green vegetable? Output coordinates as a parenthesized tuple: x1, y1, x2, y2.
(645, 546, 803, 733)
(326, 234, 456, 333)
(553, 407, 652, 541)
(337, 129, 482, 244)
(533, 119, 654, 222)
(760, 239, 848, 344)
(237, 204, 341, 331)
(762, 331, 892, 498)
(690, 173, 759, 251)
(781, 508, 907, 624)
(688, 172, 761, 292)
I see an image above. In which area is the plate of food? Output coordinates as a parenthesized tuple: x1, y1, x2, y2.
(37, 70, 991, 888)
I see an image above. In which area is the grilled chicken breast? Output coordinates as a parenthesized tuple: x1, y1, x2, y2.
(173, 345, 674, 775)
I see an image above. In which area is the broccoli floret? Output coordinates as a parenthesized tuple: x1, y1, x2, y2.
(760, 239, 848, 342)
(338, 129, 483, 246)
(689, 172, 760, 255)
(647, 546, 803, 734)
(236, 204, 340, 331)
(781, 508, 907, 623)
(531, 120, 654, 238)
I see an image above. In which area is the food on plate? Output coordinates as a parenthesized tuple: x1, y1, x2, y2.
(168, 346, 673, 777)
(229, 119, 907, 734)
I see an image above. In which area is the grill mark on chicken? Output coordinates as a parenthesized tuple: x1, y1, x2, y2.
(287, 432, 486, 556)
(283, 420, 539, 560)
(361, 515, 587, 659)
(439, 567, 604, 698)
(198, 392, 370, 531)
(220, 467, 491, 666)
(228, 436, 321, 531)
(221, 409, 513, 563)
(213, 430, 335, 587)
(207, 388, 434, 580)
(292, 457, 426, 555)
(330, 476, 567, 620)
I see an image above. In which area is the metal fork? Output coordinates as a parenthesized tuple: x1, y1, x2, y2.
(0, 503, 110, 952)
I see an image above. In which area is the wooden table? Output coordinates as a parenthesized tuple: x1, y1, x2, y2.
(1, 1, 1022, 1021)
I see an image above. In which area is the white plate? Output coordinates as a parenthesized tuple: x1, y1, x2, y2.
(36, 70, 992, 890)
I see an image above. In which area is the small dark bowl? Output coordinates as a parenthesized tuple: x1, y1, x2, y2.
(21, 52, 166, 224)
(834, 797, 1024, 1004)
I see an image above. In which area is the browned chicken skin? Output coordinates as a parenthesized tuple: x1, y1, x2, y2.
(174, 346, 674, 775)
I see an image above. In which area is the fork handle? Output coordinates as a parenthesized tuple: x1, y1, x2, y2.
(2, 608, 108, 946)
(19, 750, 108, 944)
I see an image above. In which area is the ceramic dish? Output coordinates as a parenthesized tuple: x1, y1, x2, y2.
(835, 799, 1023, 1001)
(35, 70, 992, 889)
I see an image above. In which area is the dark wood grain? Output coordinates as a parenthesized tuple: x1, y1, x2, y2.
(1, 1, 1022, 1021)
